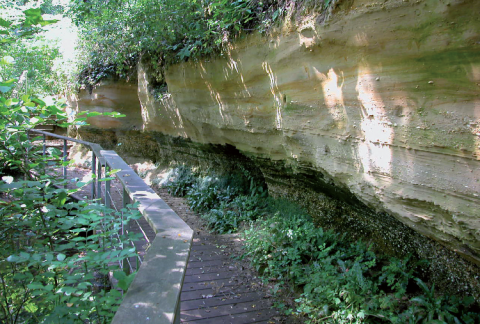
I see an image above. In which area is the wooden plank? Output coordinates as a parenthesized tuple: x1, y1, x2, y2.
(187, 259, 233, 269)
(181, 291, 264, 311)
(189, 254, 232, 262)
(190, 247, 230, 255)
(181, 278, 242, 292)
(184, 270, 237, 283)
(186, 264, 237, 275)
(181, 286, 254, 301)
(191, 243, 236, 251)
(181, 311, 280, 324)
(180, 300, 277, 322)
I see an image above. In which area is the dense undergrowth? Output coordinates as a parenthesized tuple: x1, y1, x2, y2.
(0, 7, 140, 322)
(161, 165, 480, 324)
(0, 87, 140, 323)
(0, 93, 140, 322)
(68, 0, 337, 87)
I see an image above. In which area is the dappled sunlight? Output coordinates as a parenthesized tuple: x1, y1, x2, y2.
(138, 66, 152, 127)
(356, 62, 393, 180)
(137, 63, 187, 136)
(313, 67, 347, 125)
(262, 62, 283, 129)
(353, 32, 369, 47)
(163, 312, 175, 322)
(470, 64, 480, 160)
(198, 61, 227, 122)
(224, 43, 252, 101)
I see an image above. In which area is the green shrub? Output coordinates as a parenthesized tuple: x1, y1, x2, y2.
(242, 201, 340, 284)
(164, 165, 197, 197)
(202, 195, 267, 233)
(0, 179, 141, 323)
(241, 199, 480, 324)
(0, 8, 141, 322)
(186, 176, 224, 212)
(162, 165, 267, 233)
(161, 166, 479, 323)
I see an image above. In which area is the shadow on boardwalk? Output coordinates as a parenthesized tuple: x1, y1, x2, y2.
(156, 188, 291, 324)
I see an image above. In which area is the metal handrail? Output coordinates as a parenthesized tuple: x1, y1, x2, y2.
(28, 129, 193, 324)
(30, 129, 104, 194)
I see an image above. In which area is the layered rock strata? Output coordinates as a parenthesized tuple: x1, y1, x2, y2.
(74, 0, 480, 297)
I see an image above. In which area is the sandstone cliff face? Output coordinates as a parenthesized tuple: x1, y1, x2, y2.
(76, 0, 480, 278)
(140, 0, 480, 264)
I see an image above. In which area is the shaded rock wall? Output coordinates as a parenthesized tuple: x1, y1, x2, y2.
(74, 0, 480, 295)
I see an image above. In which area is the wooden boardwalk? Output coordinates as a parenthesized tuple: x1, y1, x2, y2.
(158, 190, 284, 324)
(60, 163, 284, 323)
(181, 234, 281, 324)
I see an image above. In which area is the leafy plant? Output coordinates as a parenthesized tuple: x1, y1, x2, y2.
(164, 165, 197, 197)
(397, 279, 480, 324)
(0, 177, 142, 323)
(0, 3, 68, 97)
(0, 81, 141, 323)
(202, 195, 266, 233)
(240, 197, 480, 324)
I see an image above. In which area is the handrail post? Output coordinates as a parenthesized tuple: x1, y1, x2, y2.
(105, 166, 111, 209)
(63, 139, 67, 188)
(92, 153, 97, 199)
(42, 134, 46, 156)
(122, 187, 132, 274)
(97, 159, 102, 201)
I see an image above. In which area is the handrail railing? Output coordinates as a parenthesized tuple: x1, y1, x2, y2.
(28, 129, 193, 324)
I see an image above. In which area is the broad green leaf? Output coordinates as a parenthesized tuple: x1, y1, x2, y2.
(32, 98, 46, 106)
(0, 79, 17, 93)
(7, 255, 19, 262)
(24, 8, 42, 17)
(27, 282, 45, 290)
(113, 271, 126, 281)
(0, 18, 12, 28)
(39, 19, 59, 27)
(0, 55, 15, 65)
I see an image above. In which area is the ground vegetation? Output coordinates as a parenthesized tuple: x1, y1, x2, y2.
(0, 5, 140, 322)
(161, 165, 480, 324)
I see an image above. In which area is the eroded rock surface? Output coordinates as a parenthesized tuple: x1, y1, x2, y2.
(75, 0, 480, 294)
